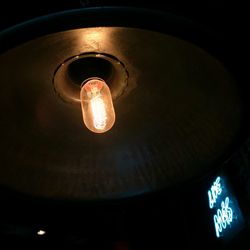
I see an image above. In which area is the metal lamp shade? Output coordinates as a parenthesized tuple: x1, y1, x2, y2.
(0, 7, 247, 200)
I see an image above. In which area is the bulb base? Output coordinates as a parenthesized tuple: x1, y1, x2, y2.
(53, 52, 128, 104)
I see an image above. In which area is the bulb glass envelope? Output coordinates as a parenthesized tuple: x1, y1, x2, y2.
(80, 77, 115, 133)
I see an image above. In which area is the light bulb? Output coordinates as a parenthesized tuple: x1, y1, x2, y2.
(37, 229, 46, 236)
(80, 78, 115, 133)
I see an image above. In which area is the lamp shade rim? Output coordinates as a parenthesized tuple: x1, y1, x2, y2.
(0, 6, 222, 54)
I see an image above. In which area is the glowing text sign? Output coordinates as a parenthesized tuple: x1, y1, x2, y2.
(208, 176, 222, 209)
(208, 176, 238, 238)
(213, 196, 233, 237)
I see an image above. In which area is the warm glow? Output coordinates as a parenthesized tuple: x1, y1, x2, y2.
(90, 96, 107, 130)
(37, 229, 46, 236)
(80, 78, 115, 133)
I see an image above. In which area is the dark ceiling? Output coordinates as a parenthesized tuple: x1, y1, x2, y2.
(0, 1, 249, 249)
(0, 0, 242, 32)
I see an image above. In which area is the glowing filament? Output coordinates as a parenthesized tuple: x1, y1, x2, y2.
(90, 96, 107, 130)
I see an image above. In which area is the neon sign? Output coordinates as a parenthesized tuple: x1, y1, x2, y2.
(213, 196, 233, 237)
(208, 175, 244, 239)
(208, 176, 222, 209)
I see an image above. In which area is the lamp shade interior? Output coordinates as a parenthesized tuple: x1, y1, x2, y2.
(0, 9, 246, 201)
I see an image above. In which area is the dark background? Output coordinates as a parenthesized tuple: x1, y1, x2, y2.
(0, 1, 249, 249)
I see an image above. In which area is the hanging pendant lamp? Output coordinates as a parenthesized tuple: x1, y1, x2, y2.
(0, 7, 248, 200)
